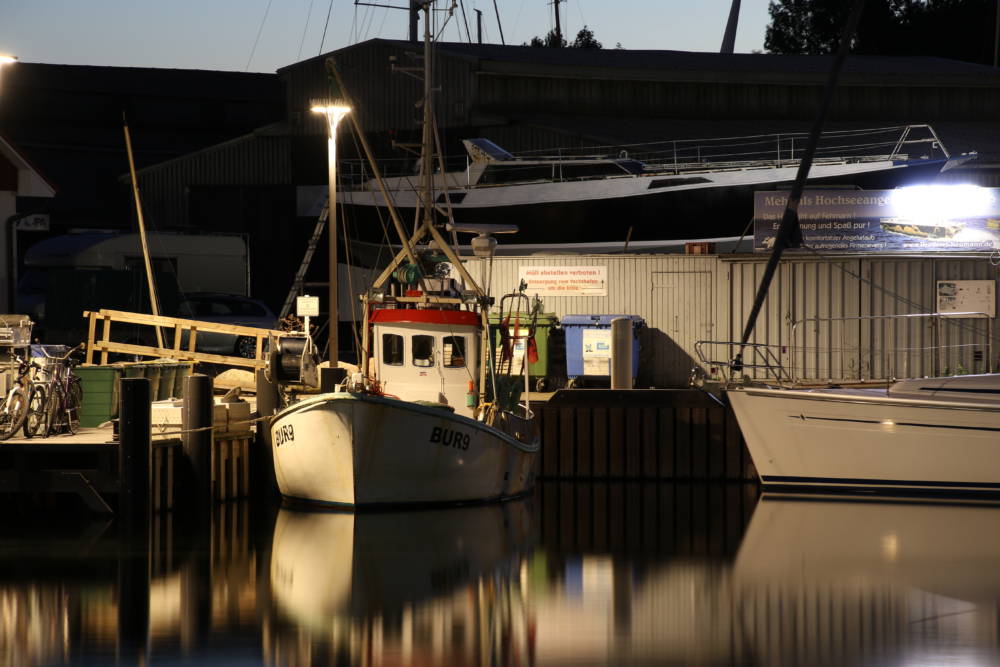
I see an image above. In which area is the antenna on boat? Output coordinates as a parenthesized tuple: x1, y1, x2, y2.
(720, 0, 741, 54)
(732, 0, 867, 375)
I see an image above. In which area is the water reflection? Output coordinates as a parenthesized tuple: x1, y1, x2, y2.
(5, 487, 1000, 665)
(265, 500, 537, 666)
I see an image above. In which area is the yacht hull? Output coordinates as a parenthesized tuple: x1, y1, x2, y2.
(270, 392, 538, 507)
(727, 386, 1000, 496)
(338, 158, 948, 243)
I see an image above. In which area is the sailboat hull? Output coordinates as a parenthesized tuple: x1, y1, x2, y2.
(728, 386, 1000, 496)
(270, 392, 539, 507)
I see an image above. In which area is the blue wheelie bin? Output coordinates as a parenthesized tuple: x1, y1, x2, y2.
(562, 314, 644, 387)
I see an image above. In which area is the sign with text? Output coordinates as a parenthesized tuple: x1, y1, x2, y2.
(518, 266, 607, 297)
(937, 280, 995, 318)
(296, 295, 320, 317)
(754, 188, 1000, 253)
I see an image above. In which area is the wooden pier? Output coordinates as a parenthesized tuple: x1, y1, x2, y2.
(0, 375, 261, 515)
(534, 389, 756, 482)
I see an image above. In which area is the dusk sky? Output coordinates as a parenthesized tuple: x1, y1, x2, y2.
(0, 0, 773, 73)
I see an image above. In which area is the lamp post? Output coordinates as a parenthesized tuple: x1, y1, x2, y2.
(0, 55, 16, 92)
(310, 102, 351, 366)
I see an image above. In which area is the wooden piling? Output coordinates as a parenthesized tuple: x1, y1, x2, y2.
(182, 374, 213, 511)
(119, 378, 151, 527)
(536, 389, 756, 482)
(254, 368, 278, 497)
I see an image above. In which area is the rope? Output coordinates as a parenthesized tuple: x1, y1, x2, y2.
(149, 414, 270, 438)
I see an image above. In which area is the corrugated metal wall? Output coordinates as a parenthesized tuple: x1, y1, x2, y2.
(467, 253, 1000, 387)
(136, 134, 292, 227)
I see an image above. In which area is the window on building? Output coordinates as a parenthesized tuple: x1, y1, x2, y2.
(412, 335, 434, 367)
(443, 336, 466, 367)
(382, 333, 403, 366)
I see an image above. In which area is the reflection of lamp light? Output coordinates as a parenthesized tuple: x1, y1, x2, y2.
(890, 184, 993, 224)
(311, 100, 351, 366)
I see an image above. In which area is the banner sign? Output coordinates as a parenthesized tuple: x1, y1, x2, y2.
(754, 187, 1000, 253)
(519, 266, 607, 296)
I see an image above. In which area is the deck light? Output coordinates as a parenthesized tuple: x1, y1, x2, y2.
(0, 55, 16, 65)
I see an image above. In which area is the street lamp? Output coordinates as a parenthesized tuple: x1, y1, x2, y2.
(311, 101, 351, 367)
(0, 55, 16, 91)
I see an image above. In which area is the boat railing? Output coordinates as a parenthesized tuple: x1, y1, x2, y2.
(337, 124, 947, 190)
(695, 311, 992, 387)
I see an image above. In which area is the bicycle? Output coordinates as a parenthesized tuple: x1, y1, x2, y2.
(25, 343, 84, 438)
(0, 350, 35, 441)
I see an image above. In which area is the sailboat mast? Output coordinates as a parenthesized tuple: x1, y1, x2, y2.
(420, 1, 434, 230)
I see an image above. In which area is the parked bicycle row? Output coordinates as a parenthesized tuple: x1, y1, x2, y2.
(0, 343, 84, 441)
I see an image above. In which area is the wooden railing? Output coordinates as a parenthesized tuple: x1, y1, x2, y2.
(83, 309, 286, 368)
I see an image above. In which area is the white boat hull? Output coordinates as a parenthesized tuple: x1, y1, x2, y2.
(727, 386, 1000, 496)
(270, 392, 538, 507)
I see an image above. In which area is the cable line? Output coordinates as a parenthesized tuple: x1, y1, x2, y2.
(245, 0, 275, 71)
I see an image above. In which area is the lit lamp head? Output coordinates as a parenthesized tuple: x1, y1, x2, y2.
(0, 55, 16, 65)
(310, 99, 351, 133)
(447, 223, 519, 259)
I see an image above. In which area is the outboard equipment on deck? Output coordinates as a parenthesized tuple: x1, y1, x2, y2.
(272, 334, 318, 387)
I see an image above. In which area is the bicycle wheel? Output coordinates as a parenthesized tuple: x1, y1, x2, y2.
(45, 383, 65, 436)
(24, 385, 47, 438)
(66, 379, 82, 435)
(0, 386, 27, 441)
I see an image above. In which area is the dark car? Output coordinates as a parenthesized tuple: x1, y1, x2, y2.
(176, 293, 278, 358)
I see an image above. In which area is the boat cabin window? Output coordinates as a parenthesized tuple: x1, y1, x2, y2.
(382, 333, 404, 366)
(443, 336, 466, 368)
(412, 335, 435, 367)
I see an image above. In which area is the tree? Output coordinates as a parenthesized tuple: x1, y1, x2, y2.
(764, 0, 998, 65)
(571, 26, 603, 49)
(526, 25, 603, 49)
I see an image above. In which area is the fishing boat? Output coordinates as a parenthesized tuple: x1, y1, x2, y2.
(337, 124, 964, 243)
(702, 4, 1000, 499)
(267, 1, 539, 508)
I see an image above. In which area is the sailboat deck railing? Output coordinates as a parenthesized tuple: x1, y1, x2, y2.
(695, 312, 992, 387)
(338, 124, 947, 190)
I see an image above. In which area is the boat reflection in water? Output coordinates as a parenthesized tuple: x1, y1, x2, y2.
(265, 499, 536, 666)
(732, 497, 1000, 665)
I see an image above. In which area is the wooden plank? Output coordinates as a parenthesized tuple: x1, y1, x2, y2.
(675, 409, 692, 480)
(575, 409, 592, 478)
(625, 408, 641, 479)
(576, 482, 591, 549)
(100, 314, 111, 365)
(592, 408, 608, 479)
(608, 407, 624, 478)
(85, 311, 97, 365)
(88, 340, 266, 369)
(609, 483, 624, 551)
(642, 483, 658, 552)
(558, 408, 575, 478)
(691, 408, 708, 480)
(593, 482, 608, 551)
(93, 308, 285, 337)
(708, 408, 726, 481)
(658, 407, 675, 480)
(641, 408, 657, 480)
(542, 408, 559, 478)
(560, 482, 575, 550)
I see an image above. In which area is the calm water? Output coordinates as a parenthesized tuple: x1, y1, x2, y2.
(3, 484, 1000, 666)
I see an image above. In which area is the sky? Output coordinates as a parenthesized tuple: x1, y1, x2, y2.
(0, 0, 773, 73)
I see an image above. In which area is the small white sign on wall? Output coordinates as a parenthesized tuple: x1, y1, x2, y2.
(518, 265, 607, 297)
(937, 280, 995, 318)
(582, 328, 612, 375)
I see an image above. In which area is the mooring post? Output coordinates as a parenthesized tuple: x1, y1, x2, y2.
(119, 377, 151, 528)
(183, 374, 213, 511)
(254, 368, 279, 497)
(611, 317, 634, 389)
(117, 377, 151, 661)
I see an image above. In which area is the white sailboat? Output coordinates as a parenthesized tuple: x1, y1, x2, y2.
(268, 1, 539, 508)
(707, 2, 1000, 498)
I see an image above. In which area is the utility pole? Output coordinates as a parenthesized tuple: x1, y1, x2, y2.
(409, 0, 420, 42)
(552, 0, 564, 46)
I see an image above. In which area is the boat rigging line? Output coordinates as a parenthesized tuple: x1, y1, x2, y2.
(245, 0, 275, 71)
(298, 0, 316, 60)
(733, 0, 867, 373)
(320, 0, 335, 53)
